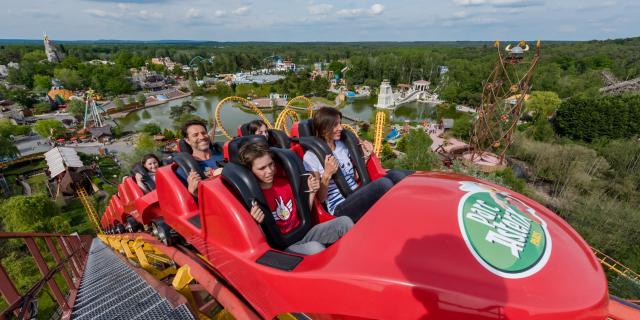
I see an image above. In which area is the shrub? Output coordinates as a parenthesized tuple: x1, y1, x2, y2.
(141, 123, 161, 135)
(554, 95, 640, 141)
(396, 129, 440, 171)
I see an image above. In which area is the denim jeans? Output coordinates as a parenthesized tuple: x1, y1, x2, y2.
(333, 177, 394, 222)
(286, 216, 354, 255)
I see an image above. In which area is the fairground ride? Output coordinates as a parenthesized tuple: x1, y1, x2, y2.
(469, 40, 541, 164)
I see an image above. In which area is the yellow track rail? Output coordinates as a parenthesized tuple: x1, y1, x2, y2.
(592, 247, 640, 283)
(341, 124, 359, 138)
(274, 108, 300, 135)
(274, 96, 314, 135)
(285, 96, 314, 117)
(215, 96, 272, 140)
(373, 111, 385, 157)
(215, 95, 357, 140)
(0, 153, 45, 169)
(76, 186, 102, 234)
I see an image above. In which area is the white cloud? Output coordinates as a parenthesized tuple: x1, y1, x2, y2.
(136, 9, 163, 20)
(308, 3, 333, 15)
(453, 0, 542, 7)
(85, 8, 121, 18)
(186, 8, 202, 19)
(214, 10, 226, 17)
(453, 0, 487, 6)
(471, 16, 497, 24)
(232, 5, 250, 15)
(370, 4, 384, 15)
(452, 11, 467, 18)
(117, 3, 130, 11)
(336, 4, 384, 17)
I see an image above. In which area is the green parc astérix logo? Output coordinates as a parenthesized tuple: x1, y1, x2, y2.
(458, 181, 552, 279)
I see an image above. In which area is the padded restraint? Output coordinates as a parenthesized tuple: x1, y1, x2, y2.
(297, 119, 371, 188)
(130, 163, 156, 192)
(340, 129, 371, 185)
(267, 129, 291, 148)
(221, 148, 312, 251)
(298, 136, 354, 198)
(226, 135, 268, 164)
(297, 119, 314, 137)
(237, 124, 291, 149)
(239, 123, 252, 136)
(173, 152, 205, 179)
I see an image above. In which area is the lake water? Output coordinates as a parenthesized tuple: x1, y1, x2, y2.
(118, 95, 438, 140)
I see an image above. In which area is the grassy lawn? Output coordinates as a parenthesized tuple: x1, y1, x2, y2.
(310, 96, 335, 106)
(3, 159, 47, 176)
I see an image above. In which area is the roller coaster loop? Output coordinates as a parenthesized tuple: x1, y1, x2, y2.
(214, 96, 272, 140)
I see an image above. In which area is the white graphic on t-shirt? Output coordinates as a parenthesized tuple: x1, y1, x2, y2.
(272, 196, 293, 221)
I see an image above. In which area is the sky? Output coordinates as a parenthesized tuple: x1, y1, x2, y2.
(1, 0, 638, 41)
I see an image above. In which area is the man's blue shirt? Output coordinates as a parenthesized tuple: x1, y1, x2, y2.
(176, 152, 223, 184)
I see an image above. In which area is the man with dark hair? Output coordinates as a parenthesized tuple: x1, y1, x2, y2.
(239, 141, 353, 255)
(177, 119, 223, 196)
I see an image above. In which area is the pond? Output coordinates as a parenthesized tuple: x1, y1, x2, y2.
(117, 94, 438, 139)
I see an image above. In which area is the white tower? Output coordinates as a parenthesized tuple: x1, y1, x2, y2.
(376, 80, 394, 109)
(44, 34, 64, 63)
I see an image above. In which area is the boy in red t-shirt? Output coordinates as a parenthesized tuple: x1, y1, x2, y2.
(238, 142, 353, 255)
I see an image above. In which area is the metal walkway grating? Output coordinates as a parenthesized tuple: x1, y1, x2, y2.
(71, 239, 195, 320)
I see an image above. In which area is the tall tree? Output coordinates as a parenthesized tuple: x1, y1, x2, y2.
(54, 68, 82, 90)
(32, 119, 65, 139)
(0, 194, 61, 232)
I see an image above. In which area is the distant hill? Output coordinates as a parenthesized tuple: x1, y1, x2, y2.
(0, 39, 581, 47)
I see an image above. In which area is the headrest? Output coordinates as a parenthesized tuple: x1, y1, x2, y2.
(225, 135, 268, 164)
(237, 124, 290, 149)
(178, 139, 224, 154)
(297, 119, 314, 137)
(267, 129, 291, 148)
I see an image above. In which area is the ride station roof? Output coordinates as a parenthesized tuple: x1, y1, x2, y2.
(45, 147, 84, 178)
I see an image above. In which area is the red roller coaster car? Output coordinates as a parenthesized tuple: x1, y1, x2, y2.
(100, 123, 638, 320)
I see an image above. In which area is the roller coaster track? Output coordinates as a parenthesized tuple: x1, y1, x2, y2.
(592, 247, 640, 284)
(215, 94, 359, 140)
(274, 108, 300, 135)
(0, 153, 45, 169)
(274, 96, 313, 135)
(97, 233, 263, 319)
(76, 186, 103, 234)
(373, 112, 385, 157)
(214, 96, 273, 140)
(341, 124, 359, 138)
(285, 96, 314, 117)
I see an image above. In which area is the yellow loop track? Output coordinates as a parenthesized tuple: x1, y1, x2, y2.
(215, 96, 273, 140)
(373, 111, 385, 157)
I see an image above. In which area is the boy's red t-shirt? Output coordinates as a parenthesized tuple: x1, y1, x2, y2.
(262, 177, 300, 234)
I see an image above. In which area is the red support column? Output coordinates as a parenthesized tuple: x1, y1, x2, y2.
(0, 264, 21, 310)
(24, 238, 69, 312)
(58, 237, 81, 279)
(69, 236, 88, 271)
(44, 238, 76, 291)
